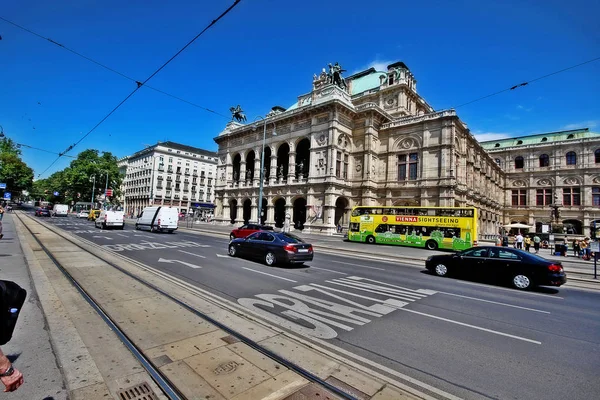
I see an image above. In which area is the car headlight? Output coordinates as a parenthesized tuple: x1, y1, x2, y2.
(426, 256, 433, 262)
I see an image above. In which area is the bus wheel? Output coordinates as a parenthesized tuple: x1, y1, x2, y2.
(425, 240, 439, 250)
(366, 235, 376, 244)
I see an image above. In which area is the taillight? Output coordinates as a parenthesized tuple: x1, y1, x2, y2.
(548, 264, 563, 273)
(308, 245, 313, 253)
(283, 244, 297, 253)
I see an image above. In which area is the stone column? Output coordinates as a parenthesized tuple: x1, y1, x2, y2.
(222, 202, 231, 224)
(288, 151, 296, 183)
(240, 161, 247, 187)
(253, 156, 261, 187)
(235, 202, 244, 224)
(266, 204, 275, 225)
(270, 155, 278, 185)
(285, 204, 294, 229)
(250, 199, 258, 224)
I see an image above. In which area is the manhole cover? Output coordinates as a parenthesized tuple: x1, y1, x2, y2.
(117, 382, 159, 400)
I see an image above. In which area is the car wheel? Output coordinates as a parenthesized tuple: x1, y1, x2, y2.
(135, 224, 139, 230)
(102, 223, 107, 230)
(265, 251, 277, 266)
(512, 273, 532, 290)
(434, 263, 449, 277)
(230, 234, 235, 241)
(366, 235, 376, 244)
(228, 244, 237, 257)
(425, 240, 439, 250)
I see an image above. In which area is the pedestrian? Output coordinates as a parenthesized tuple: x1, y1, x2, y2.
(0, 205, 4, 240)
(0, 348, 24, 392)
(502, 234, 509, 247)
(582, 237, 591, 260)
(533, 234, 541, 254)
(524, 235, 531, 252)
(516, 232, 524, 249)
(573, 239, 580, 257)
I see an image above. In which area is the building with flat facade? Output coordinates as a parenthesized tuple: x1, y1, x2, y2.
(213, 61, 504, 235)
(481, 128, 600, 236)
(119, 141, 217, 217)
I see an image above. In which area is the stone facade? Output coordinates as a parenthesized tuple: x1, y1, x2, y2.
(118, 141, 217, 217)
(213, 62, 504, 235)
(481, 128, 600, 236)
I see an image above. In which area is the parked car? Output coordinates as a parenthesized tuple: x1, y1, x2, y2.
(230, 224, 274, 241)
(76, 210, 89, 219)
(95, 210, 124, 230)
(52, 204, 69, 217)
(35, 207, 51, 217)
(135, 206, 179, 233)
(425, 246, 567, 290)
(228, 231, 314, 266)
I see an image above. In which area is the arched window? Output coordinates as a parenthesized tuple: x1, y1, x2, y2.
(514, 156, 524, 169)
(539, 154, 550, 167)
(541, 137, 548, 142)
(566, 151, 577, 165)
(494, 158, 502, 166)
(516, 140, 523, 145)
(567, 134, 575, 139)
(494, 143, 500, 148)
(595, 149, 600, 164)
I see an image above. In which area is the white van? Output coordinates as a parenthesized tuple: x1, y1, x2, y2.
(52, 204, 69, 217)
(135, 206, 178, 233)
(95, 210, 124, 229)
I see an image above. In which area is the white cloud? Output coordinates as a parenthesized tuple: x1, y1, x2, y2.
(562, 120, 598, 130)
(473, 132, 512, 142)
(350, 58, 394, 75)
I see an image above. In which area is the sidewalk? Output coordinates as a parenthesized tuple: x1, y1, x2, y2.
(14, 212, 425, 399)
(0, 214, 68, 399)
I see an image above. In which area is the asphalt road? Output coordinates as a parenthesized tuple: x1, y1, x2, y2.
(37, 213, 600, 400)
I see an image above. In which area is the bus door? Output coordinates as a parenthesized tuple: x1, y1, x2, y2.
(359, 215, 374, 242)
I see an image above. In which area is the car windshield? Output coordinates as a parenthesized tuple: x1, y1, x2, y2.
(260, 225, 274, 231)
(279, 233, 304, 243)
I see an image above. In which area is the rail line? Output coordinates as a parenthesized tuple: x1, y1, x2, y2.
(16, 211, 359, 400)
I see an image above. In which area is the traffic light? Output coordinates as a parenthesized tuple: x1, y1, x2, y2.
(591, 222, 597, 240)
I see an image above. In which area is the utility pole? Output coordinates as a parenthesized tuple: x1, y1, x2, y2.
(104, 171, 109, 210)
(90, 176, 96, 210)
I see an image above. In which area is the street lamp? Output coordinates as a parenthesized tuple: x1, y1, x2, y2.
(254, 116, 276, 225)
(89, 175, 96, 210)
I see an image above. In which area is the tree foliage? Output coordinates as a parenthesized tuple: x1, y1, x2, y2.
(32, 149, 123, 206)
(0, 138, 34, 196)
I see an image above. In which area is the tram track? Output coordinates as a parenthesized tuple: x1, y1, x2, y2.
(16, 211, 361, 400)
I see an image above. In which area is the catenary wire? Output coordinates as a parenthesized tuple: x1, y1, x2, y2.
(35, 0, 242, 178)
(17, 143, 76, 158)
(0, 16, 229, 119)
(447, 56, 600, 110)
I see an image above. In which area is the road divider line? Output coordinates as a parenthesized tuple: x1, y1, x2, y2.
(398, 308, 542, 344)
(437, 291, 551, 314)
(337, 278, 427, 299)
(325, 280, 418, 302)
(178, 250, 206, 259)
(328, 260, 386, 271)
(310, 284, 408, 308)
(345, 276, 436, 296)
(216, 254, 229, 258)
(242, 267, 297, 283)
(309, 266, 348, 275)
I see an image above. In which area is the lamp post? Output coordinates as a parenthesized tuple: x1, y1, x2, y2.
(254, 116, 276, 225)
(90, 175, 96, 210)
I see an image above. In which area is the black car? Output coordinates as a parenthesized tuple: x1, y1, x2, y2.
(35, 207, 51, 217)
(425, 246, 567, 290)
(228, 231, 314, 266)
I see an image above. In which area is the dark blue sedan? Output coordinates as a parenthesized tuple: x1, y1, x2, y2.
(228, 231, 314, 266)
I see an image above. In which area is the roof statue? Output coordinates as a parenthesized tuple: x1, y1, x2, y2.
(312, 62, 348, 91)
(229, 105, 247, 123)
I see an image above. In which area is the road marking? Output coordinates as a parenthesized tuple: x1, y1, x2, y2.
(398, 308, 542, 344)
(437, 291, 551, 314)
(328, 260, 386, 271)
(216, 254, 229, 258)
(157, 258, 202, 269)
(92, 236, 112, 240)
(116, 233, 128, 238)
(326, 280, 421, 302)
(178, 250, 206, 258)
(338, 277, 429, 299)
(241, 267, 297, 282)
(310, 283, 408, 309)
(309, 266, 348, 275)
(134, 234, 153, 238)
(345, 276, 437, 295)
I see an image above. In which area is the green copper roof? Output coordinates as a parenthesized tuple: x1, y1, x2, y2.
(350, 70, 387, 95)
(480, 128, 599, 150)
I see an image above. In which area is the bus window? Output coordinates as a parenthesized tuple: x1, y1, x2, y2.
(349, 222, 360, 232)
(417, 208, 429, 216)
(375, 224, 388, 233)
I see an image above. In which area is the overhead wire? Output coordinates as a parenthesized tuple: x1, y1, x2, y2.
(447, 56, 600, 110)
(17, 143, 76, 158)
(0, 16, 229, 119)
(34, 0, 242, 178)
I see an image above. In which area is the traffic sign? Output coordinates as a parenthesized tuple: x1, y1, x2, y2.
(0, 183, 6, 189)
(105, 189, 113, 197)
(3, 192, 11, 200)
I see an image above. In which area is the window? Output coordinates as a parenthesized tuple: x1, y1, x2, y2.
(168, 157, 173, 163)
(536, 188, 552, 206)
(567, 134, 575, 139)
(563, 188, 580, 206)
(398, 153, 418, 181)
(539, 154, 550, 167)
(516, 140, 523, 145)
(566, 152, 577, 165)
(593, 187, 600, 206)
(494, 158, 502, 166)
(335, 151, 349, 178)
(541, 137, 548, 142)
(512, 189, 527, 206)
(514, 156, 524, 169)
(494, 143, 500, 148)
(462, 248, 488, 257)
(595, 149, 600, 164)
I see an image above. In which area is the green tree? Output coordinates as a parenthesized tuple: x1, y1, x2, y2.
(0, 138, 34, 197)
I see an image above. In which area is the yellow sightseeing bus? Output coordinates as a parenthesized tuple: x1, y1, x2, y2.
(348, 206, 478, 251)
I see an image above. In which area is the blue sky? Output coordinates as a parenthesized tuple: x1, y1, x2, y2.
(1, 0, 598, 178)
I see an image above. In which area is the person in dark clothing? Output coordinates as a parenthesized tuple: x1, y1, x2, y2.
(502, 235, 509, 247)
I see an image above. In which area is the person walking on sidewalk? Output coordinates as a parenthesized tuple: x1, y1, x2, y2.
(533, 234, 541, 254)
(515, 232, 524, 249)
(524, 235, 532, 252)
(573, 239, 580, 258)
(0, 204, 4, 240)
(0, 348, 24, 392)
